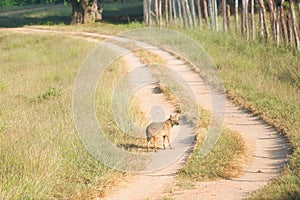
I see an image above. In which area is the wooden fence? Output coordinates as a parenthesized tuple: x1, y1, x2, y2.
(143, 0, 300, 50)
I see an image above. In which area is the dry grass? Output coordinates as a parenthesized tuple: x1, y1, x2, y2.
(0, 31, 147, 199)
(134, 49, 168, 67)
(178, 108, 248, 181)
(1, 3, 298, 197)
(133, 48, 248, 181)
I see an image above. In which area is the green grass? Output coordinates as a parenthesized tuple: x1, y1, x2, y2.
(110, 28, 299, 198)
(181, 29, 300, 199)
(0, 31, 139, 199)
(0, 4, 71, 27)
(103, 1, 143, 15)
(95, 59, 148, 152)
(178, 114, 247, 181)
(1, 3, 300, 199)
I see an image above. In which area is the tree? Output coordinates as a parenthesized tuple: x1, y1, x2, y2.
(222, 0, 227, 32)
(289, 0, 300, 49)
(257, 0, 270, 40)
(70, 0, 103, 24)
(196, 0, 202, 27)
(251, 0, 255, 40)
(234, 0, 238, 32)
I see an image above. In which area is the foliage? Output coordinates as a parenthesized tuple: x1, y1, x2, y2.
(0, 4, 71, 27)
(0, 0, 64, 6)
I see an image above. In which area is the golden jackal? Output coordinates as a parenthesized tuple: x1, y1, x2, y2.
(146, 114, 179, 152)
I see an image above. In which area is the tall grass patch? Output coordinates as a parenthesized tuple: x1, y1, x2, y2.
(0, 31, 129, 199)
(182, 29, 299, 198)
(95, 58, 148, 152)
(179, 113, 247, 181)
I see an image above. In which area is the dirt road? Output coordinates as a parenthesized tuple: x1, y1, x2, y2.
(1, 27, 290, 199)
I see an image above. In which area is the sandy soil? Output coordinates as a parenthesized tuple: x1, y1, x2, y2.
(1, 27, 290, 200)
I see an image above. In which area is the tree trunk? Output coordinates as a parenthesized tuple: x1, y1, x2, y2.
(214, 0, 218, 31)
(276, 8, 280, 46)
(186, 0, 194, 28)
(222, 0, 227, 32)
(148, 0, 152, 26)
(298, 0, 300, 31)
(71, 0, 103, 25)
(190, 0, 197, 27)
(71, 0, 84, 25)
(96, 0, 103, 21)
(166, 0, 169, 26)
(241, 0, 245, 34)
(280, 0, 289, 44)
(172, 0, 177, 24)
(267, 0, 276, 42)
(197, 0, 203, 27)
(155, 0, 159, 25)
(169, 0, 173, 22)
(245, 0, 249, 40)
(208, 0, 213, 28)
(178, 0, 183, 25)
(159, 0, 163, 27)
(266, 0, 275, 23)
(144, 0, 149, 24)
(259, 8, 264, 37)
(154, 0, 159, 26)
(235, 0, 238, 32)
(288, 14, 294, 46)
(226, 4, 231, 31)
(257, 0, 270, 40)
(203, 0, 209, 26)
(251, 0, 255, 40)
(290, 0, 300, 50)
(181, 0, 188, 27)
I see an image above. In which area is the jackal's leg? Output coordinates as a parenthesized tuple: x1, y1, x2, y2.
(153, 137, 157, 152)
(163, 136, 166, 149)
(167, 135, 173, 149)
(147, 137, 151, 152)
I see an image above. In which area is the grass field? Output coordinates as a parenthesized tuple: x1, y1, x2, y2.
(1, 3, 300, 199)
(184, 30, 300, 199)
(142, 28, 299, 198)
(0, 31, 147, 198)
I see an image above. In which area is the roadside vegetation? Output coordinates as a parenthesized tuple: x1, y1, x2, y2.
(0, 31, 145, 198)
(134, 49, 248, 181)
(184, 29, 299, 199)
(0, 2, 299, 199)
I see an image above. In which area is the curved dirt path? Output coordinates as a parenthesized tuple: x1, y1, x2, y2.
(1, 27, 290, 199)
(146, 48, 289, 199)
(100, 40, 195, 200)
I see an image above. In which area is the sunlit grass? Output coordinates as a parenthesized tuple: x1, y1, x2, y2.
(0, 2, 299, 198)
(182, 29, 300, 199)
(0, 31, 140, 199)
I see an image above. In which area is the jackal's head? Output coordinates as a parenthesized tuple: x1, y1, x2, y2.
(169, 114, 179, 126)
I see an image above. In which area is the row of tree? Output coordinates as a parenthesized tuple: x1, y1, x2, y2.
(143, 0, 300, 50)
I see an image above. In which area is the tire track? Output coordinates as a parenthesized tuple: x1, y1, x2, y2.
(1, 27, 290, 199)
